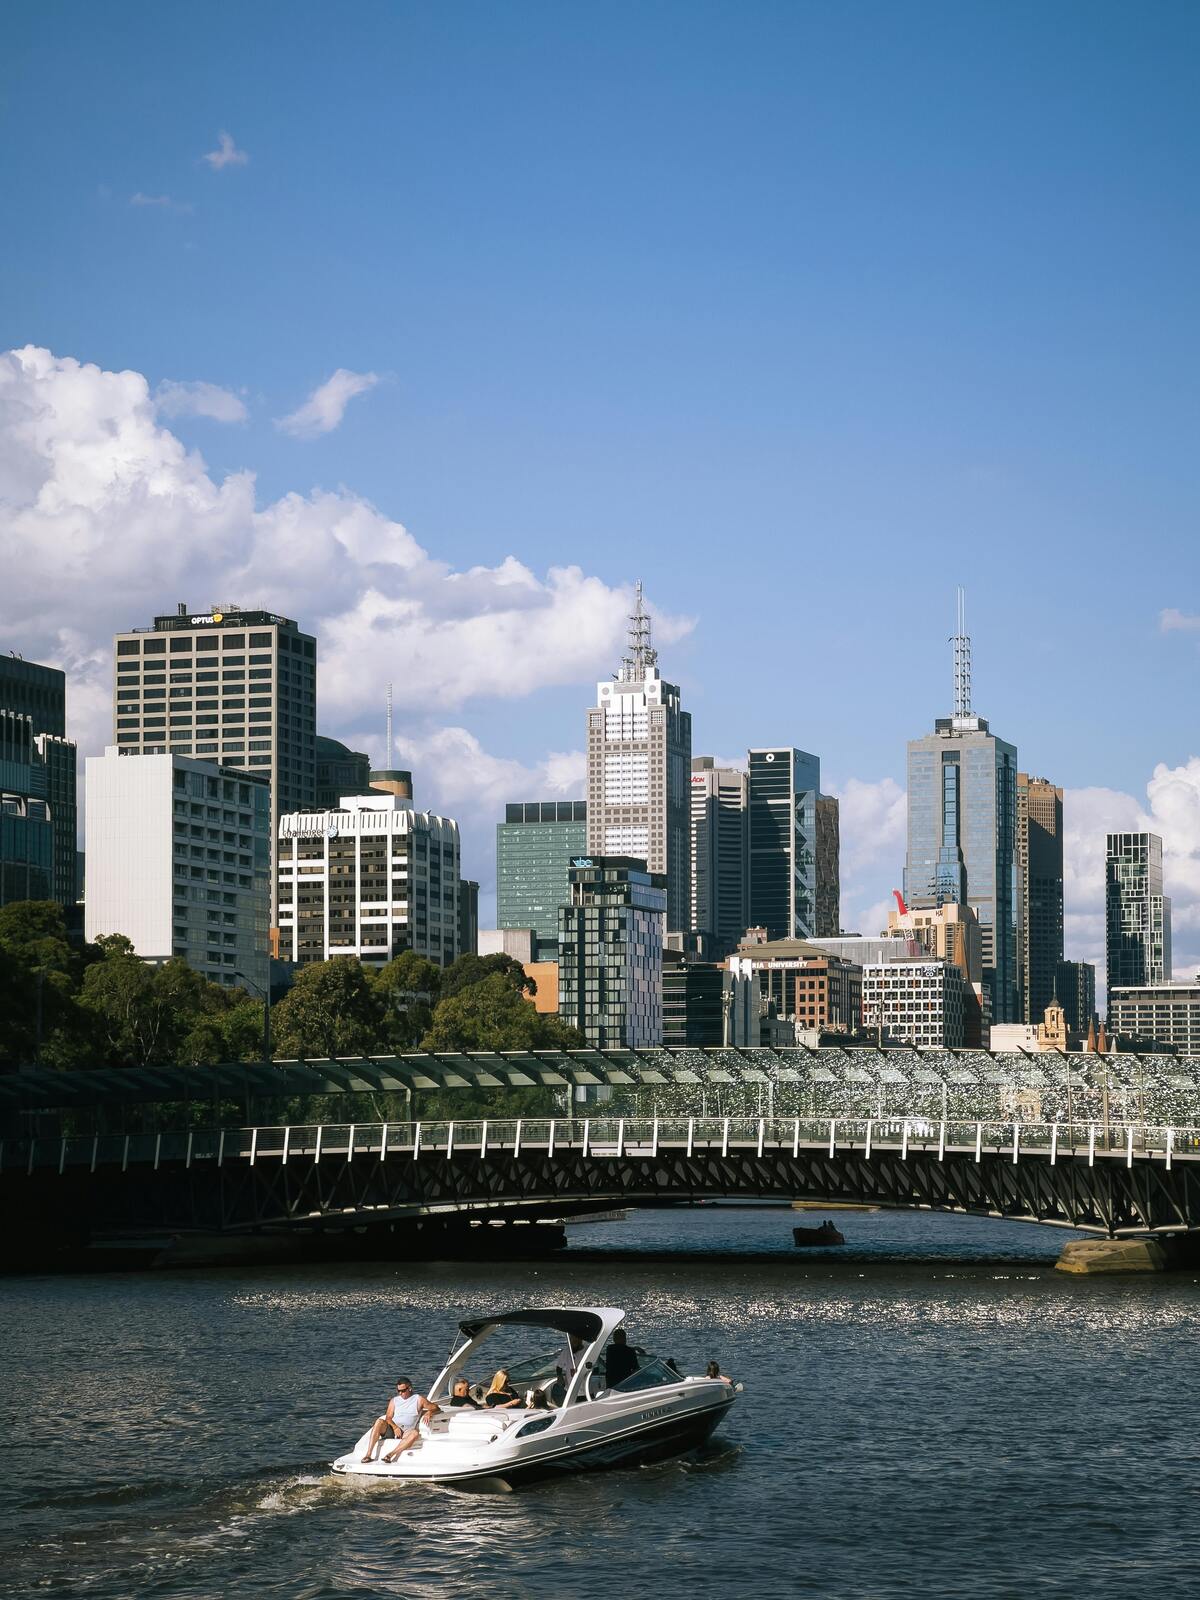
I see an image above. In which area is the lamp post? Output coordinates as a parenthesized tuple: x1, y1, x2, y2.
(235, 970, 272, 1068)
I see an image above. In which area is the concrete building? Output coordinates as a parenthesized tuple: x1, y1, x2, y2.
(887, 897, 982, 984)
(112, 605, 316, 916)
(316, 736, 370, 811)
(0, 657, 78, 910)
(558, 856, 666, 1048)
(496, 800, 587, 960)
(733, 937, 862, 1035)
(904, 596, 1018, 1022)
(369, 769, 414, 800)
(689, 758, 747, 951)
(1016, 774, 1064, 1025)
(479, 927, 537, 962)
(862, 959, 969, 1048)
(815, 793, 841, 938)
(1056, 960, 1097, 1045)
(747, 747, 821, 941)
(586, 586, 691, 933)
(84, 747, 271, 990)
(1108, 981, 1200, 1053)
(1106, 832, 1171, 997)
(276, 794, 460, 968)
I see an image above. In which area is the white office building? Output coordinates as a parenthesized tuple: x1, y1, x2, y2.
(1109, 981, 1200, 1053)
(84, 747, 271, 989)
(276, 794, 461, 967)
(862, 959, 968, 1048)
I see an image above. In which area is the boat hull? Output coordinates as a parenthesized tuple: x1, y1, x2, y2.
(333, 1394, 735, 1490)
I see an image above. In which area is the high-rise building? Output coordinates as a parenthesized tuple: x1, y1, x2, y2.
(0, 711, 54, 907)
(496, 800, 587, 960)
(815, 793, 840, 938)
(316, 736, 370, 810)
(886, 897, 988, 1046)
(558, 856, 666, 1048)
(0, 657, 78, 909)
(1016, 774, 1064, 1025)
(112, 605, 317, 916)
(746, 748, 821, 941)
(1056, 959, 1096, 1045)
(904, 594, 1019, 1022)
(276, 793, 460, 967)
(1105, 832, 1171, 997)
(585, 586, 691, 932)
(84, 747, 271, 989)
(458, 879, 479, 957)
(689, 758, 747, 950)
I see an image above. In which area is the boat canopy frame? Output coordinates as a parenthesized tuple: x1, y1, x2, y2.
(431, 1306, 625, 1404)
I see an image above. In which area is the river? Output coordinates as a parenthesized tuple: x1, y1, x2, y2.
(2, 1207, 1197, 1599)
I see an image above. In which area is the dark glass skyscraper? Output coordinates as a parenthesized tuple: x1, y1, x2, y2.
(0, 656, 77, 908)
(1017, 773, 1064, 1024)
(747, 747, 820, 941)
(1105, 832, 1171, 998)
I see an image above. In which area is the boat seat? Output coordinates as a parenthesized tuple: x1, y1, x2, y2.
(447, 1409, 518, 1438)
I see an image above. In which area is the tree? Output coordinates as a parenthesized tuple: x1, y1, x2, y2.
(374, 950, 442, 1049)
(80, 947, 236, 1067)
(420, 972, 581, 1052)
(438, 952, 536, 1001)
(0, 900, 98, 1067)
(270, 958, 387, 1060)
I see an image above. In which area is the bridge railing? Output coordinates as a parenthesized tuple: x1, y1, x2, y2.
(5, 1117, 1200, 1175)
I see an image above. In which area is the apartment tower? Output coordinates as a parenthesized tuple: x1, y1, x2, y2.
(1016, 773, 1064, 1025)
(1105, 832, 1171, 999)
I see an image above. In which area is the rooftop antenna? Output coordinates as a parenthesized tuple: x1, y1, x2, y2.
(951, 585, 972, 719)
(385, 681, 393, 768)
(621, 579, 658, 678)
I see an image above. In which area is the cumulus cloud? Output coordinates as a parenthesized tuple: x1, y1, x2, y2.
(202, 131, 248, 170)
(276, 369, 378, 438)
(1161, 608, 1200, 634)
(823, 775, 907, 934)
(0, 345, 691, 794)
(155, 380, 247, 424)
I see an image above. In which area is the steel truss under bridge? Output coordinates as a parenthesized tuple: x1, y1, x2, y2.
(7, 1117, 1200, 1240)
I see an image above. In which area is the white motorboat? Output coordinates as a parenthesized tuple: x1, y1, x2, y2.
(331, 1306, 738, 1490)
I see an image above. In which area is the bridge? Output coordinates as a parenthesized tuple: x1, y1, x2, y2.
(5, 1047, 1200, 1261)
(6, 1114, 1200, 1248)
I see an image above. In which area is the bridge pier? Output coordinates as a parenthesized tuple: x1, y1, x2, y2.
(1056, 1238, 1168, 1274)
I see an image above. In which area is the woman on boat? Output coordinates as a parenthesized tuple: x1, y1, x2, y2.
(484, 1369, 523, 1408)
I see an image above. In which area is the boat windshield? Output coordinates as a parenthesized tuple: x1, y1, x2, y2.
(608, 1357, 680, 1394)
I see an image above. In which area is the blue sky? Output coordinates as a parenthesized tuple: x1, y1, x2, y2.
(2, 1, 1198, 972)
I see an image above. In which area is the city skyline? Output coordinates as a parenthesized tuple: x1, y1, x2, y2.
(2, 5, 1199, 991)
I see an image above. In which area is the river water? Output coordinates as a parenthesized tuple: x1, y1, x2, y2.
(3, 1208, 1197, 1600)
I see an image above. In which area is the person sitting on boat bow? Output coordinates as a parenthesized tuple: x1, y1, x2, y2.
(360, 1377, 438, 1463)
(484, 1369, 524, 1409)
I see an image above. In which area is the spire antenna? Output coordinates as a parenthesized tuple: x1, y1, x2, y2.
(951, 585, 972, 720)
(620, 579, 658, 678)
(385, 681, 393, 768)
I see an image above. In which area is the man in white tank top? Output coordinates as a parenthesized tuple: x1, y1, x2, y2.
(360, 1377, 438, 1463)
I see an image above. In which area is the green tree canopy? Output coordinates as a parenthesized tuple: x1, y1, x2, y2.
(438, 952, 536, 1001)
(270, 957, 387, 1060)
(374, 950, 443, 1049)
(420, 971, 580, 1052)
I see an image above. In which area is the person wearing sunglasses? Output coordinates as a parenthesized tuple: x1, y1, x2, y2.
(360, 1376, 438, 1463)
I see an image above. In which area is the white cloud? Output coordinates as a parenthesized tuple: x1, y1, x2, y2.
(276, 369, 379, 438)
(824, 775, 907, 934)
(155, 380, 247, 424)
(202, 131, 248, 170)
(1160, 608, 1200, 633)
(0, 345, 691, 798)
(130, 192, 193, 213)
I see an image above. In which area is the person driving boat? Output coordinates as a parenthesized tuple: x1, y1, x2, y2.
(484, 1368, 523, 1408)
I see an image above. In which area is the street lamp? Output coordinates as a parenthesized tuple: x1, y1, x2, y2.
(235, 970, 272, 1068)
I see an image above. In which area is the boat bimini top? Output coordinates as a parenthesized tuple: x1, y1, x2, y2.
(432, 1307, 625, 1406)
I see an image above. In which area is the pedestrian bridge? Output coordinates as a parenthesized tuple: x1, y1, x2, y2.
(8, 1114, 1200, 1241)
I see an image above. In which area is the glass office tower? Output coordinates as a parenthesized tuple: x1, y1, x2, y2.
(746, 747, 820, 941)
(496, 800, 587, 960)
(1105, 832, 1171, 996)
